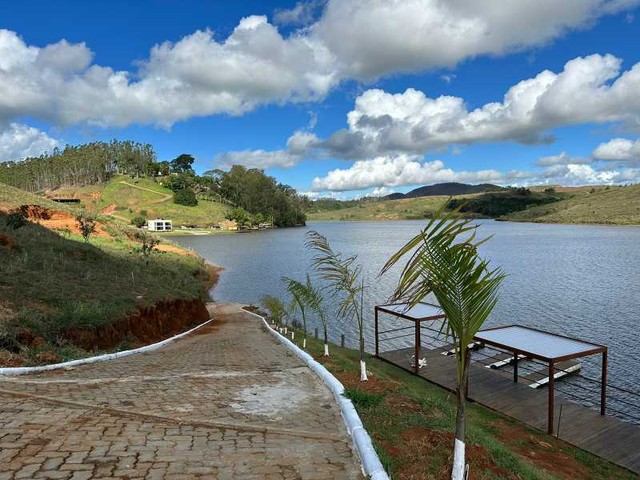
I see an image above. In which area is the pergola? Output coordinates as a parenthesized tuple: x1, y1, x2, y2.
(374, 303, 608, 435)
(474, 325, 608, 434)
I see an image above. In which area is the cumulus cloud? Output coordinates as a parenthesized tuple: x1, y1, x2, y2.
(0, 22, 337, 128)
(310, 148, 640, 193)
(593, 138, 640, 161)
(215, 131, 319, 169)
(0, 123, 59, 162)
(318, 54, 640, 158)
(536, 152, 592, 166)
(274, 0, 325, 27)
(1, 0, 638, 129)
(311, 154, 522, 191)
(312, 0, 638, 79)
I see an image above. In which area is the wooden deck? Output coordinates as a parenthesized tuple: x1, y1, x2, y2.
(380, 347, 640, 474)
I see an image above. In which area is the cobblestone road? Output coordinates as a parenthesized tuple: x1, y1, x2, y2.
(0, 303, 363, 479)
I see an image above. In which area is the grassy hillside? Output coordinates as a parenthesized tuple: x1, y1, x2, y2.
(0, 182, 214, 366)
(309, 195, 449, 221)
(503, 185, 640, 225)
(51, 175, 230, 227)
(309, 185, 640, 225)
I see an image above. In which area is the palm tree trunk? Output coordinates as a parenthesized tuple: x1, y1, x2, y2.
(323, 326, 329, 356)
(452, 352, 470, 480)
(359, 331, 368, 382)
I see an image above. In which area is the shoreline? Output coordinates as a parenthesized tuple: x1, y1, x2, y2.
(307, 217, 640, 228)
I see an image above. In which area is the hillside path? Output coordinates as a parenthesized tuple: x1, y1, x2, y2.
(120, 181, 173, 204)
(0, 303, 362, 480)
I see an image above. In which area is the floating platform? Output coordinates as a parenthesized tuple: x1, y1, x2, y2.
(523, 360, 582, 389)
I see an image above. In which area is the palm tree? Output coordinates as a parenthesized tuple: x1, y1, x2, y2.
(283, 276, 309, 348)
(262, 295, 286, 330)
(306, 231, 368, 381)
(283, 274, 330, 354)
(381, 208, 506, 480)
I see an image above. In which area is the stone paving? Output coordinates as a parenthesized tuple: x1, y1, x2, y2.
(0, 303, 363, 479)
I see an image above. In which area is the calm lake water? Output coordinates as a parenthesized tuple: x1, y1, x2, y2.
(169, 220, 640, 420)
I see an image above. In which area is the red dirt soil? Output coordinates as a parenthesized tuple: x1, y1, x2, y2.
(18, 205, 112, 239)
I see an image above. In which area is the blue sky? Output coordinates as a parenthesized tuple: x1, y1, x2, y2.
(1, 1, 640, 198)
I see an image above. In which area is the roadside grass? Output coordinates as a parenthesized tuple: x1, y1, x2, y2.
(272, 322, 636, 480)
(0, 210, 211, 363)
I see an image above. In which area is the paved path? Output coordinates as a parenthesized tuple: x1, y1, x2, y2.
(0, 304, 362, 479)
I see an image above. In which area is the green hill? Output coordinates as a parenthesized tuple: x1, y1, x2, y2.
(0, 182, 215, 366)
(503, 184, 640, 225)
(51, 175, 230, 227)
(308, 195, 449, 221)
(309, 185, 640, 226)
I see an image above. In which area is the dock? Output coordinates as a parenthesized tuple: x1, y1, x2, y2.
(379, 346, 640, 474)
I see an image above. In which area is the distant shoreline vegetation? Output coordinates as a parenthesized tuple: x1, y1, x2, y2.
(0, 141, 308, 228)
(307, 183, 640, 226)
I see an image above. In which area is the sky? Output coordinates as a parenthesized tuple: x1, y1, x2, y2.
(1, 0, 640, 199)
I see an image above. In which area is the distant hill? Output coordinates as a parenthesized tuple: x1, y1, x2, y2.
(503, 184, 640, 225)
(384, 182, 503, 200)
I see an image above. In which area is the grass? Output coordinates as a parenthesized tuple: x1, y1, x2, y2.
(308, 196, 449, 221)
(503, 184, 640, 225)
(0, 182, 213, 365)
(308, 184, 640, 226)
(50, 175, 231, 226)
(271, 320, 637, 480)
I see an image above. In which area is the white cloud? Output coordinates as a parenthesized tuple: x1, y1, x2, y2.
(274, 0, 325, 27)
(1, 0, 638, 129)
(536, 152, 592, 166)
(311, 154, 517, 191)
(0, 123, 59, 162)
(215, 131, 319, 169)
(371, 186, 396, 197)
(313, 0, 638, 79)
(0, 23, 337, 128)
(593, 138, 640, 161)
(316, 54, 640, 158)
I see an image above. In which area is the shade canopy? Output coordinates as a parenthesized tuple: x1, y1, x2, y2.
(375, 302, 445, 322)
(474, 325, 606, 362)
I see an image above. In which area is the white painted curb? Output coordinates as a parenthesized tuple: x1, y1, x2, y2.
(245, 309, 390, 480)
(0, 318, 213, 376)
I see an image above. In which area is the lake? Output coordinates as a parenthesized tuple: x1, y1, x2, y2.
(169, 220, 640, 421)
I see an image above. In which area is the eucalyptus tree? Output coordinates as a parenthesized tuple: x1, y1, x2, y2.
(381, 208, 505, 480)
(305, 231, 368, 381)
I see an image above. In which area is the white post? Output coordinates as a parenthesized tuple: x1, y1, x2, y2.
(291, 331, 295, 340)
(302, 338, 306, 349)
(360, 360, 368, 381)
(324, 343, 329, 356)
(451, 439, 466, 480)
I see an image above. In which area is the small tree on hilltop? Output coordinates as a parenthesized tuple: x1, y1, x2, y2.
(76, 214, 96, 243)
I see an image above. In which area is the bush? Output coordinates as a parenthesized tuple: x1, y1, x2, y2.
(131, 216, 146, 228)
(173, 188, 198, 206)
(6, 211, 27, 230)
(75, 214, 96, 243)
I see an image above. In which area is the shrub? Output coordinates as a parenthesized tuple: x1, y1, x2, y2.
(76, 214, 96, 243)
(135, 231, 160, 259)
(173, 188, 198, 206)
(6, 211, 27, 230)
(131, 216, 146, 228)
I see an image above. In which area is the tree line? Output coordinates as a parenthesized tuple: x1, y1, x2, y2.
(0, 141, 307, 228)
